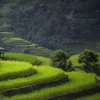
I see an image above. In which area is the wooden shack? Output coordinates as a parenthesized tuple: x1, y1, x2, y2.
(0, 47, 5, 58)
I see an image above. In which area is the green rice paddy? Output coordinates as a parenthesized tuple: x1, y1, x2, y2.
(2, 72, 96, 100)
(0, 65, 65, 91)
(0, 61, 36, 81)
(76, 92, 100, 100)
(5, 52, 51, 66)
(0, 52, 99, 100)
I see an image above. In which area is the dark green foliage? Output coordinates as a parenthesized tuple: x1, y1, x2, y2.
(0, 0, 100, 54)
(67, 60, 74, 71)
(51, 50, 69, 70)
(93, 65, 100, 76)
(0, 32, 52, 57)
(78, 49, 99, 72)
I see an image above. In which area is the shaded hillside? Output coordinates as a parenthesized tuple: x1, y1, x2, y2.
(0, 32, 52, 57)
(0, 0, 100, 53)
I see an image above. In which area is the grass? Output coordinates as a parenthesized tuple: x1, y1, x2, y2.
(0, 32, 13, 35)
(0, 61, 36, 81)
(0, 52, 99, 100)
(69, 52, 100, 68)
(0, 31, 52, 57)
(76, 92, 100, 100)
(69, 54, 83, 68)
(5, 52, 51, 66)
(5, 52, 44, 65)
(0, 66, 65, 91)
(2, 71, 96, 100)
(5, 52, 51, 65)
(2, 37, 31, 45)
(35, 56, 51, 66)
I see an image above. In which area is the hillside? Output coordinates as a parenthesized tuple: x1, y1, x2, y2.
(0, 0, 100, 54)
(0, 32, 52, 57)
(0, 52, 100, 100)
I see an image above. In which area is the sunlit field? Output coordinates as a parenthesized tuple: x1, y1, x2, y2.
(0, 52, 99, 100)
(0, 65, 65, 91)
(3, 71, 96, 100)
(0, 61, 36, 81)
(5, 52, 51, 66)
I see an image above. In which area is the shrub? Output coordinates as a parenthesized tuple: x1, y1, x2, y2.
(78, 49, 99, 72)
(51, 50, 69, 70)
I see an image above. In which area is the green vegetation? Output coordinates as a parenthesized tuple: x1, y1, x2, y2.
(76, 92, 100, 100)
(69, 52, 100, 68)
(5, 52, 51, 66)
(78, 49, 99, 72)
(0, 32, 13, 35)
(0, 61, 36, 81)
(69, 51, 100, 75)
(0, 0, 100, 54)
(0, 0, 100, 99)
(0, 31, 52, 57)
(0, 52, 99, 100)
(69, 54, 83, 68)
(3, 71, 96, 100)
(2, 37, 31, 45)
(0, 66, 65, 91)
(98, 52, 100, 64)
(51, 50, 69, 71)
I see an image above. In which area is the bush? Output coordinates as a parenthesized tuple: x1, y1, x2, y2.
(51, 50, 69, 71)
(78, 49, 99, 72)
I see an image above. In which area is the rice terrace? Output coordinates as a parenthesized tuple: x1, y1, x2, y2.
(0, 51, 99, 100)
(0, 0, 100, 100)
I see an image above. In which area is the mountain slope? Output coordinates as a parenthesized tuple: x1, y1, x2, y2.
(0, 0, 100, 53)
(0, 32, 52, 57)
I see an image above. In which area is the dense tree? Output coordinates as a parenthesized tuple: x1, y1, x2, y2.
(51, 50, 69, 71)
(78, 49, 99, 72)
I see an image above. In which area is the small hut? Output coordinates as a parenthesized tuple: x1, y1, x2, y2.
(0, 47, 5, 58)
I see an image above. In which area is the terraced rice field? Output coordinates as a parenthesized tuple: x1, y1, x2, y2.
(76, 92, 100, 100)
(0, 61, 36, 81)
(0, 53, 99, 100)
(2, 71, 97, 100)
(5, 52, 51, 66)
(0, 65, 66, 92)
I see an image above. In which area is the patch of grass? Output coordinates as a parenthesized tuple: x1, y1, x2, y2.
(69, 54, 83, 68)
(69, 52, 100, 68)
(0, 31, 52, 57)
(96, 76, 100, 82)
(5, 52, 42, 65)
(76, 92, 100, 100)
(0, 32, 13, 35)
(2, 37, 31, 45)
(2, 71, 96, 100)
(0, 61, 36, 81)
(0, 52, 99, 100)
(5, 52, 51, 66)
(0, 66, 65, 91)
(36, 56, 51, 66)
